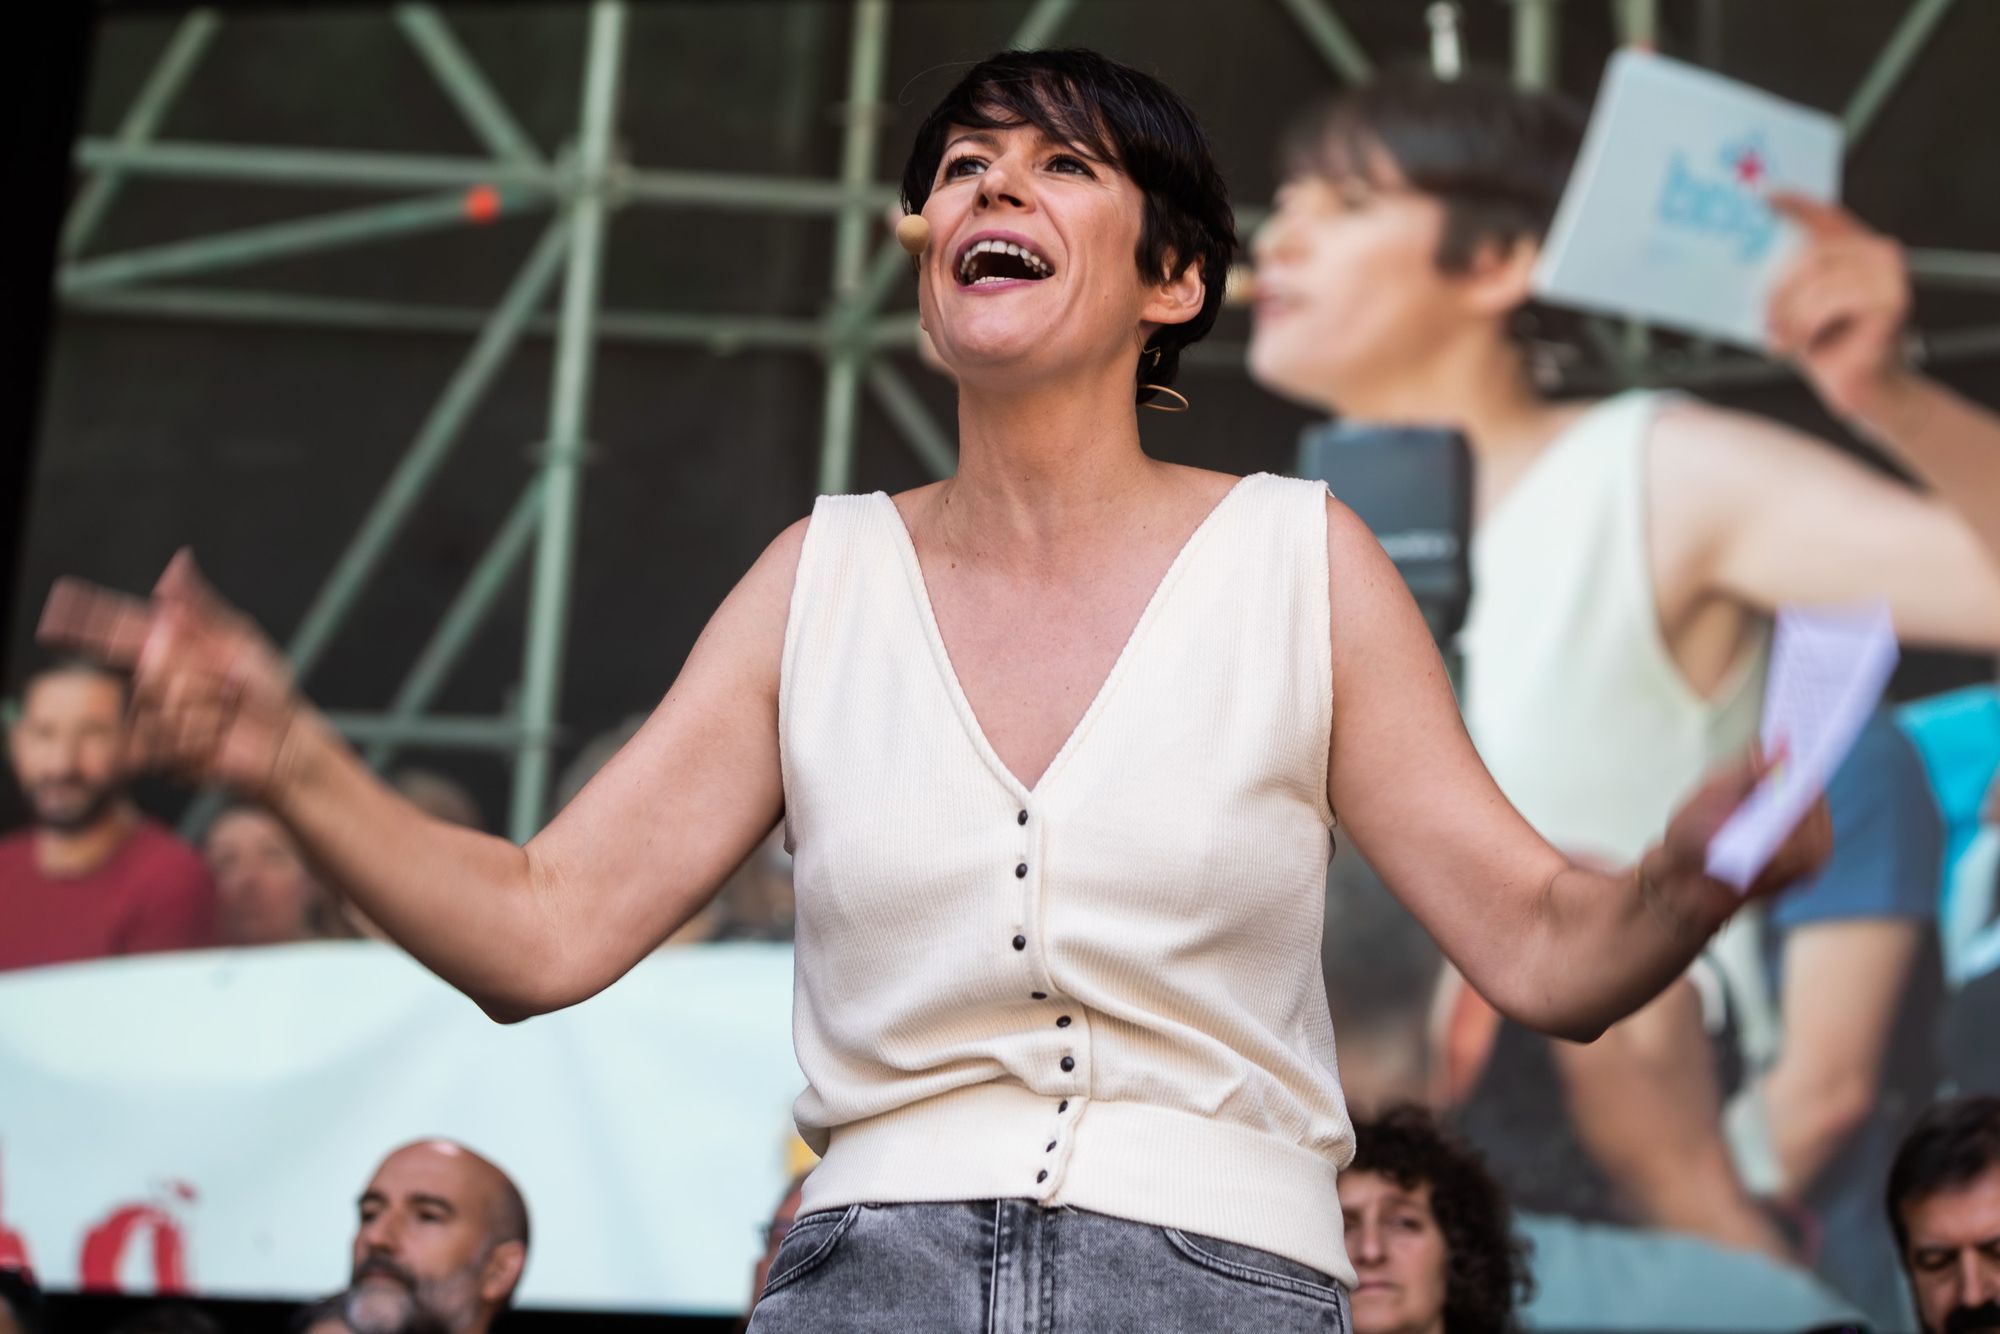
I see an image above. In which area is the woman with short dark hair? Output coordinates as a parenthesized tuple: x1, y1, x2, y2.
(48, 48, 1826, 1330)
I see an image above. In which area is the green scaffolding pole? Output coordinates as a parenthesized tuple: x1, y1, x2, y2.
(1010, 0, 1078, 52)
(285, 218, 572, 682)
(510, 0, 627, 842)
(63, 8, 222, 259)
(816, 0, 892, 497)
(866, 361, 957, 480)
(74, 137, 555, 191)
(1845, 0, 1957, 149)
(1273, 0, 1373, 84)
(60, 188, 545, 295)
(1613, 0, 1658, 47)
(367, 478, 548, 772)
(392, 5, 546, 167)
(64, 284, 833, 352)
(1510, 0, 1562, 91)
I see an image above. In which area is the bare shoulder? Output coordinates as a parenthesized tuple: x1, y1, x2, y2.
(690, 514, 815, 690)
(1322, 490, 1397, 585)
(724, 512, 813, 611)
(1648, 395, 1842, 483)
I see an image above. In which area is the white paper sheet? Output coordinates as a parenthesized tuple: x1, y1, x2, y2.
(1705, 603, 1899, 890)
(1531, 48, 1842, 347)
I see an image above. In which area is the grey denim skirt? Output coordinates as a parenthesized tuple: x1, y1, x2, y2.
(746, 1198, 1352, 1333)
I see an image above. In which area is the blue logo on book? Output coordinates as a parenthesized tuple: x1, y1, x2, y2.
(1656, 133, 1779, 262)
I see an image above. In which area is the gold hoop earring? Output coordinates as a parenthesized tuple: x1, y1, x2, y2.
(1140, 384, 1190, 413)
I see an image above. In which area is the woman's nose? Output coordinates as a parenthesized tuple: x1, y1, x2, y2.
(977, 158, 1030, 211)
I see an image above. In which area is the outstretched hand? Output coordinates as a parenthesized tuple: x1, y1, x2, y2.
(38, 550, 304, 800)
(1766, 192, 1917, 426)
(1654, 748, 1834, 926)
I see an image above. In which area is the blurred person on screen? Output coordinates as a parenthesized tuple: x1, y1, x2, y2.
(204, 803, 354, 946)
(0, 658, 215, 971)
(1888, 1096, 2000, 1334)
(1243, 65, 2000, 1327)
(338, 1140, 528, 1334)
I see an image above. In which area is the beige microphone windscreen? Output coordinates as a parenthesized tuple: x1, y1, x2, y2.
(896, 214, 931, 256)
(1224, 264, 1257, 308)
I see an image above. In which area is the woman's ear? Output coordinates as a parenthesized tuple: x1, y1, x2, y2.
(1460, 236, 1539, 320)
(1142, 255, 1207, 329)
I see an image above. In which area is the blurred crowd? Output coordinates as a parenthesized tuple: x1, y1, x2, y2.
(0, 667, 795, 970)
(4, 1095, 1998, 1334)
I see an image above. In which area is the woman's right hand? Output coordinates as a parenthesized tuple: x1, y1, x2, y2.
(39, 549, 308, 802)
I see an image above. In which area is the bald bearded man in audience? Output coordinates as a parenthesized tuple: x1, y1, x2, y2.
(336, 1140, 528, 1334)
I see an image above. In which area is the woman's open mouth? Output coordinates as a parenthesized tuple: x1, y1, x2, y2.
(955, 236, 1056, 287)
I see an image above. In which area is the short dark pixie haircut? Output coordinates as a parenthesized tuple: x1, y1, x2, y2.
(1886, 1094, 2000, 1255)
(1285, 65, 1585, 349)
(900, 48, 1236, 407)
(1350, 1104, 1533, 1334)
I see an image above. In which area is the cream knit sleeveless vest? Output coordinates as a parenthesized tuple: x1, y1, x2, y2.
(778, 471, 1357, 1283)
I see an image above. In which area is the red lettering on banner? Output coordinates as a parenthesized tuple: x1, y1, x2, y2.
(80, 1181, 197, 1294)
(0, 1145, 32, 1272)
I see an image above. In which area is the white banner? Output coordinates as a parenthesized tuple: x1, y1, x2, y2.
(0, 941, 805, 1315)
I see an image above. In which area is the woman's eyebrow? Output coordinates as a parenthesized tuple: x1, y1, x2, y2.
(943, 126, 1108, 164)
(943, 130, 1003, 155)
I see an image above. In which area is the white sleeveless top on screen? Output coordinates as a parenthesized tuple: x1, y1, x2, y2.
(777, 471, 1358, 1284)
(1461, 390, 1769, 861)
(1459, 389, 1775, 1050)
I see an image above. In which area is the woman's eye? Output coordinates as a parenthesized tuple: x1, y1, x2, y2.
(943, 156, 983, 180)
(1048, 154, 1092, 176)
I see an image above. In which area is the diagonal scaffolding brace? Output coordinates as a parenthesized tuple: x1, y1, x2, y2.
(509, 0, 627, 841)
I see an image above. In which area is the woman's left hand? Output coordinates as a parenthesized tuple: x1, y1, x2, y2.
(1766, 192, 1918, 427)
(1649, 750, 1835, 933)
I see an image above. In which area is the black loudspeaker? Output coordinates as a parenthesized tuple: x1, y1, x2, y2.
(1296, 421, 1473, 646)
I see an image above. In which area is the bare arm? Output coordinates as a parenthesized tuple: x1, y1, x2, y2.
(1758, 918, 1923, 1200)
(42, 525, 806, 1021)
(1770, 193, 2000, 566)
(1553, 981, 1792, 1259)
(1323, 497, 1829, 1041)
(1666, 403, 2000, 651)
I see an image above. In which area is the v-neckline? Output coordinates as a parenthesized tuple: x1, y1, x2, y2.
(880, 473, 1259, 800)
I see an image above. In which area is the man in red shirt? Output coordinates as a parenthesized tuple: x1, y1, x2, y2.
(0, 659, 216, 971)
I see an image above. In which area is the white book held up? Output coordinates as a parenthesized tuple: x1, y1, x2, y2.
(1532, 49, 1843, 348)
